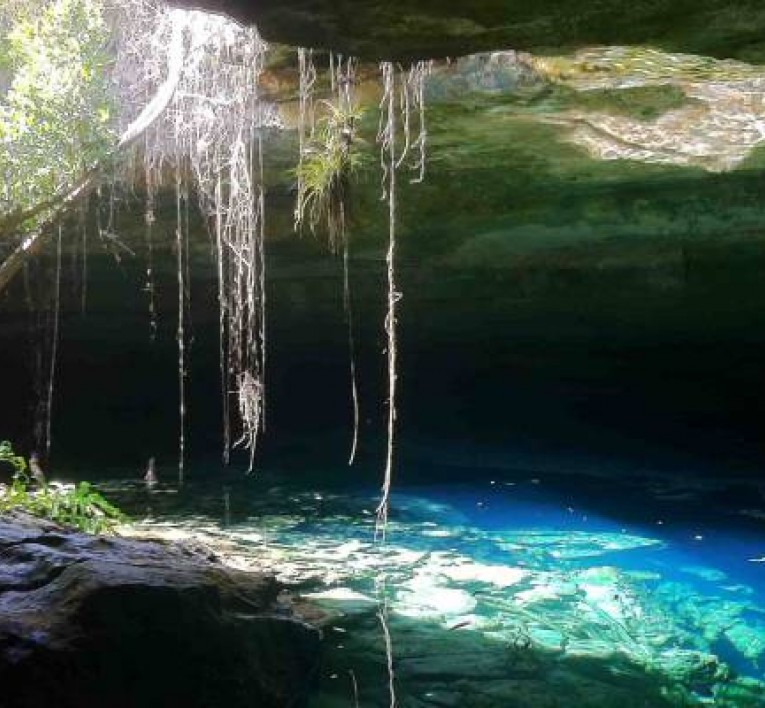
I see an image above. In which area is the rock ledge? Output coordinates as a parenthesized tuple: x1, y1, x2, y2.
(0, 511, 321, 708)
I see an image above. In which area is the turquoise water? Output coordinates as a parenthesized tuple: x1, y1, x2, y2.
(97, 465, 765, 707)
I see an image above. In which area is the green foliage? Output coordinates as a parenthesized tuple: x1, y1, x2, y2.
(0, 0, 114, 229)
(0, 439, 27, 475)
(294, 100, 366, 251)
(0, 441, 125, 534)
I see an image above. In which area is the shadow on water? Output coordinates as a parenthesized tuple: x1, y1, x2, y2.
(314, 611, 686, 708)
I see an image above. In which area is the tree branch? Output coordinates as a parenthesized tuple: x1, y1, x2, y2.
(0, 14, 187, 296)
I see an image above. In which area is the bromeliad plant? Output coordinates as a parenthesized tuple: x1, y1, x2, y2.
(0, 441, 125, 534)
(293, 100, 366, 252)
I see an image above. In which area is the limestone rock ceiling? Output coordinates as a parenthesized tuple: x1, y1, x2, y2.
(170, 0, 765, 62)
(430, 49, 765, 172)
(266, 49, 765, 174)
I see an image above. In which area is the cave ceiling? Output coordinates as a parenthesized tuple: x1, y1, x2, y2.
(170, 0, 765, 63)
(144, 1, 765, 270)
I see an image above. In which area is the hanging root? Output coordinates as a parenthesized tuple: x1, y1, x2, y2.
(26, 225, 62, 463)
(143, 168, 158, 341)
(295, 47, 317, 231)
(336, 58, 361, 466)
(375, 61, 398, 540)
(3, 3, 275, 474)
(121, 5, 273, 470)
(374, 60, 431, 538)
(175, 171, 187, 486)
(44, 227, 63, 461)
(78, 199, 89, 314)
(407, 61, 432, 183)
(343, 227, 360, 466)
(371, 58, 432, 690)
(234, 370, 263, 472)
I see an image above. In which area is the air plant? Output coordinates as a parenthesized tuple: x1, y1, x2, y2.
(294, 99, 366, 252)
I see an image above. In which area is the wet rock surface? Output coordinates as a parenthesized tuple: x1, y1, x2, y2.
(0, 511, 321, 708)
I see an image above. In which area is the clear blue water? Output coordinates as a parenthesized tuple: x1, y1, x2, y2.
(426, 479, 765, 606)
(93, 462, 765, 707)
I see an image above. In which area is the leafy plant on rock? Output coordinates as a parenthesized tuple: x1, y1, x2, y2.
(0, 441, 125, 534)
(0, 439, 27, 475)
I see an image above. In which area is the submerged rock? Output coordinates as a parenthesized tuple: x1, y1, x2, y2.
(438, 561, 527, 588)
(714, 676, 765, 706)
(395, 574, 478, 619)
(724, 622, 765, 661)
(0, 511, 321, 708)
(304, 587, 377, 613)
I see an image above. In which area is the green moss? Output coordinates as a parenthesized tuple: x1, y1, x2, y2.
(563, 84, 689, 121)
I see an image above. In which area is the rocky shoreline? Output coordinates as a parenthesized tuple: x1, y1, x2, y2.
(0, 511, 321, 708)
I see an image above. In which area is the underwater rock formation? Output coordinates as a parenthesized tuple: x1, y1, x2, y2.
(0, 511, 321, 708)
